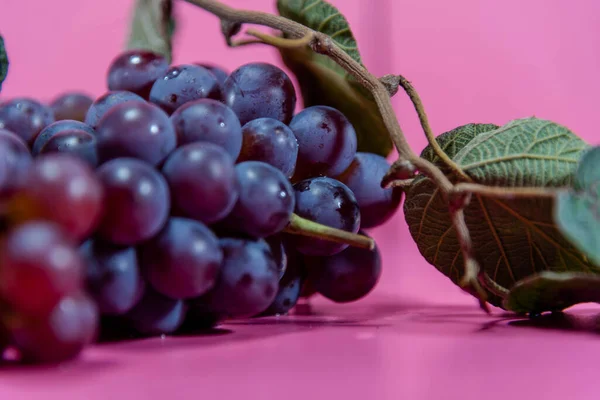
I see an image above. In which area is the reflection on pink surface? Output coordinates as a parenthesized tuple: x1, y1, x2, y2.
(1, 0, 600, 399)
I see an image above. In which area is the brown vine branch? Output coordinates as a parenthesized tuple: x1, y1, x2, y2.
(245, 29, 313, 48)
(455, 183, 559, 199)
(183, 0, 488, 308)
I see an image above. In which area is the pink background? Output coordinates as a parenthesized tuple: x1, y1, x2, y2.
(1, 0, 600, 399)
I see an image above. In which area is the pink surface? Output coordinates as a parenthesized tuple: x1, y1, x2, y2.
(1, 0, 600, 399)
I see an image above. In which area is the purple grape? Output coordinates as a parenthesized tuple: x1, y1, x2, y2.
(196, 63, 228, 86)
(261, 245, 304, 316)
(222, 62, 296, 125)
(162, 142, 238, 224)
(265, 235, 287, 279)
(289, 106, 357, 180)
(291, 177, 360, 256)
(96, 158, 170, 245)
(337, 152, 403, 228)
(139, 217, 223, 299)
(0, 129, 31, 194)
(237, 118, 298, 178)
(18, 154, 104, 240)
(33, 120, 95, 155)
(50, 92, 94, 122)
(0, 221, 84, 316)
(170, 99, 242, 159)
(39, 129, 98, 167)
(107, 50, 170, 99)
(149, 64, 221, 114)
(126, 287, 186, 335)
(221, 161, 295, 238)
(195, 238, 279, 318)
(84, 90, 145, 129)
(8, 293, 98, 364)
(307, 232, 381, 303)
(0, 98, 55, 144)
(95, 100, 176, 166)
(81, 239, 141, 315)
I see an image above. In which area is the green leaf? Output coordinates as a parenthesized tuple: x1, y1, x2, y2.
(126, 0, 175, 63)
(0, 35, 8, 92)
(555, 146, 600, 265)
(404, 117, 595, 308)
(505, 271, 600, 314)
(276, 0, 392, 156)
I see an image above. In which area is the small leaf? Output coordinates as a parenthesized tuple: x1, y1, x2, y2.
(276, 0, 392, 156)
(0, 35, 8, 92)
(404, 118, 594, 308)
(505, 271, 600, 314)
(126, 0, 175, 63)
(555, 146, 600, 265)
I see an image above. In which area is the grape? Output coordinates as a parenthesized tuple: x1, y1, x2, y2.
(222, 62, 296, 125)
(107, 50, 169, 99)
(127, 287, 186, 335)
(0, 98, 55, 144)
(221, 161, 295, 238)
(162, 142, 238, 224)
(237, 118, 298, 178)
(0, 222, 83, 316)
(139, 217, 223, 299)
(266, 235, 287, 279)
(50, 92, 94, 122)
(81, 239, 141, 315)
(96, 158, 170, 245)
(149, 65, 221, 114)
(84, 90, 145, 129)
(39, 129, 98, 167)
(18, 154, 103, 240)
(261, 246, 304, 316)
(195, 238, 279, 318)
(307, 232, 382, 303)
(33, 120, 96, 155)
(291, 177, 360, 256)
(95, 100, 177, 166)
(289, 106, 357, 180)
(0, 129, 31, 194)
(8, 293, 98, 364)
(337, 152, 403, 228)
(170, 99, 242, 159)
(196, 63, 228, 86)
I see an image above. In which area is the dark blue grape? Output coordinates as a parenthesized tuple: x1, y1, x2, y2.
(96, 158, 170, 246)
(139, 217, 223, 299)
(307, 231, 381, 303)
(85, 90, 145, 129)
(194, 238, 279, 318)
(222, 63, 296, 125)
(291, 177, 360, 256)
(126, 287, 186, 335)
(196, 63, 228, 86)
(107, 50, 170, 99)
(289, 105, 357, 180)
(0, 98, 55, 144)
(237, 118, 298, 178)
(39, 129, 98, 167)
(221, 161, 295, 238)
(170, 99, 242, 159)
(8, 293, 98, 364)
(50, 92, 94, 122)
(149, 65, 221, 114)
(81, 239, 141, 315)
(265, 235, 287, 279)
(337, 152, 403, 228)
(261, 244, 305, 316)
(0, 129, 31, 194)
(33, 120, 96, 155)
(162, 142, 238, 224)
(95, 100, 176, 166)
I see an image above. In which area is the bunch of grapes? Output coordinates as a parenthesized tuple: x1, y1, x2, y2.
(0, 50, 402, 364)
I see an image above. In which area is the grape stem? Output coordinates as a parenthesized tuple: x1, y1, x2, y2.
(183, 0, 489, 309)
(284, 214, 375, 251)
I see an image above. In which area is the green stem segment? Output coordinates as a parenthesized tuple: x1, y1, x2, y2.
(284, 213, 375, 251)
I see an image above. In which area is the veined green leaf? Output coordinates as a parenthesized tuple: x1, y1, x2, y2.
(0, 35, 8, 92)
